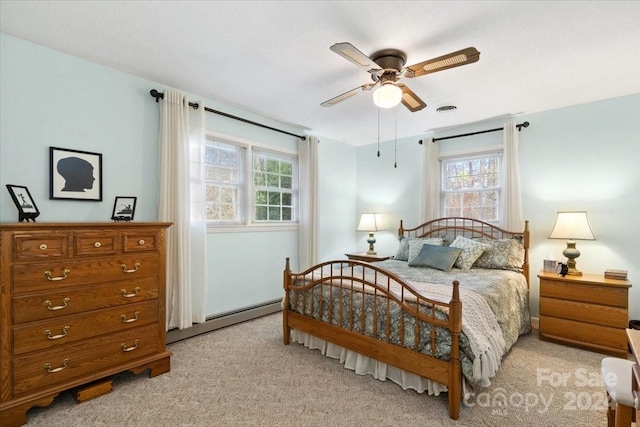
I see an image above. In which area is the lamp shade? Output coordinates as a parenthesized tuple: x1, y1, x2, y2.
(549, 211, 595, 240)
(373, 83, 402, 109)
(357, 213, 385, 232)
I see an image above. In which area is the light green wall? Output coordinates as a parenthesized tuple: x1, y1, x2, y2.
(0, 32, 357, 317)
(356, 93, 640, 321)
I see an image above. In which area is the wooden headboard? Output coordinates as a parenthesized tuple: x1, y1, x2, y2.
(398, 217, 530, 286)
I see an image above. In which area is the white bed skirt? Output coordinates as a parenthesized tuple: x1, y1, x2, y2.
(291, 328, 473, 400)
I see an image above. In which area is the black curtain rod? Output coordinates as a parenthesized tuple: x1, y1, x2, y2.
(149, 89, 306, 141)
(428, 121, 530, 143)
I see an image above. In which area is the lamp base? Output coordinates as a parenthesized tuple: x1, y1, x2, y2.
(563, 241, 582, 276)
(367, 232, 377, 255)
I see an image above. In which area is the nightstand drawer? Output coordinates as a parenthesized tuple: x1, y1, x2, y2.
(540, 278, 628, 307)
(539, 296, 627, 328)
(540, 316, 627, 354)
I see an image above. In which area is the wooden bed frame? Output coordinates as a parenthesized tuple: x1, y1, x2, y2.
(282, 217, 530, 420)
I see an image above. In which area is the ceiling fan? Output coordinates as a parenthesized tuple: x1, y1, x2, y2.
(321, 42, 480, 112)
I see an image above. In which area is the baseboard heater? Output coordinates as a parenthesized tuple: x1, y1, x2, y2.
(166, 299, 282, 344)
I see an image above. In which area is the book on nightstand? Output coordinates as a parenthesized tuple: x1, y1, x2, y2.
(604, 269, 628, 280)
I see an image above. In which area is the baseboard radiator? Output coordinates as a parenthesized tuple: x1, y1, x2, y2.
(166, 299, 282, 344)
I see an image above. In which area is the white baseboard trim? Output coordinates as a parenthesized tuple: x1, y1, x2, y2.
(166, 300, 282, 344)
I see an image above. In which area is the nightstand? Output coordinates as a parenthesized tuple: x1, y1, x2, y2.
(345, 253, 391, 262)
(538, 271, 632, 358)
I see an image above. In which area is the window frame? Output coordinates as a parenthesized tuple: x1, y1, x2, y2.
(204, 131, 299, 232)
(439, 148, 503, 223)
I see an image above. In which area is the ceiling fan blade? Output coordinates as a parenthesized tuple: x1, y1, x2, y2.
(406, 47, 480, 78)
(397, 83, 427, 112)
(330, 42, 380, 72)
(320, 83, 376, 107)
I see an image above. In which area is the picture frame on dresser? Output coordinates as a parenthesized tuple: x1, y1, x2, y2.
(50, 146, 103, 201)
(111, 196, 137, 221)
(5, 184, 40, 222)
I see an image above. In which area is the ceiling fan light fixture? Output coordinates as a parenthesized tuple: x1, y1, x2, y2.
(373, 83, 403, 108)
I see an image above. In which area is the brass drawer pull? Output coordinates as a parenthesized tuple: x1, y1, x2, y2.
(121, 311, 140, 323)
(121, 339, 140, 352)
(138, 239, 145, 245)
(121, 287, 141, 298)
(44, 269, 70, 281)
(44, 298, 70, 311)
(94, 241, 102, 248)
(121, 263, 140, 273)
(44, 326, 70, 340)
(44, 358, 69, 373)
(39, 244, 48, 250)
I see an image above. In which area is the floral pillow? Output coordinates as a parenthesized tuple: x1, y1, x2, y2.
(449, 236, 490, 270)
(394, 237, 443, 261)
(473, 238, 525, 271)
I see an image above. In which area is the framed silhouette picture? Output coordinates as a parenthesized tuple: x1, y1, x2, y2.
(50, 147, 102, 201)
(111, 196, 136, 221)
(6, 184, 40, 222)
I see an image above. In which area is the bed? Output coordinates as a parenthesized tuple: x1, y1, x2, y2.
(282, 217, 531, 420)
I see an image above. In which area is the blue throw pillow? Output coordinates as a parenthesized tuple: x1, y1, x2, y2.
(408, 244, 463, 272)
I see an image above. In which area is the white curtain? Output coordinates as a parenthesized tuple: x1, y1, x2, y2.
(500, 122, 523, 230)
(298, 135, 319, 269)
(419, 137, 440, 223)
(158, 90, 207, 330)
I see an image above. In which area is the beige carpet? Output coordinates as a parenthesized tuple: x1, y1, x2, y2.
(25, 313, 617, 426)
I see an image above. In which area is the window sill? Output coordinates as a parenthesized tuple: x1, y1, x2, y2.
(207, 223, 298, 233)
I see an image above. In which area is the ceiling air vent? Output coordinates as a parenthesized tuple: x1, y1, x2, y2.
(436, 105, 457, 112)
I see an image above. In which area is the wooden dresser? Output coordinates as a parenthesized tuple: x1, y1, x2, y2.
(538, 271, 632, 358)
(0, 222, 172, 426)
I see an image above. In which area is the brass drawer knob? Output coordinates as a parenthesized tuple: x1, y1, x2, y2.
(121, 311, 140, 323)
(44, 358, 69, 373)
(44, 298, 70, 311)
(138, 239, 145, 245)
(121, 287, 141, 298)
(121, 339, 140, 352)
(44, 269, 70, 281)
(94, 241, 102, 248)
(39, 244, 48, 250)
(120, 263, 140, 273)
(44, 326, 70, 340)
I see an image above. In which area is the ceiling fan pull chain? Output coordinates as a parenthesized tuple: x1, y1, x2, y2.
(377, 106, 381, 157)
(394, 108, 397, 168)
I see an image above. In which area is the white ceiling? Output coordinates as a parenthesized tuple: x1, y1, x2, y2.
(1, 1, 639, 146)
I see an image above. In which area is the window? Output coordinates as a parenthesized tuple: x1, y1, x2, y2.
(253, 150, 296, 222)
(205, 140, 245, 223)
(205, 136, 298, 225)
(441, 152, 501, 222)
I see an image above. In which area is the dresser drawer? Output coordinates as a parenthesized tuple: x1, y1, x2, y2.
(13, 300, 159, 355)
(12, 324, 161, 396)
(123, 230, 160, 253)
(540, 316, 627, 352)
(12, 232, 70, 260)
(540, 279, 628, 307)
(539, 296, 628, 328)
(13, 277, 158, 324)
(74, 231, 119, 256)
(12, 254, 159, 294)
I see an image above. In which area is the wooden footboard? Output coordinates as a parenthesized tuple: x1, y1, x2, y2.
(282, 258, 462, 420)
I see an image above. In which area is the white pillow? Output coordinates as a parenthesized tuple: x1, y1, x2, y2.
(449, 236, 490, 270)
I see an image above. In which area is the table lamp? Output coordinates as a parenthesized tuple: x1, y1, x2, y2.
(357, 213, 385, 255)
(548, 211, 595, 276)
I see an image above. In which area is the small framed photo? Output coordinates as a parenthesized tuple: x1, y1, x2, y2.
(6, 184, 40, 222)
(50, 147, 103, 201)
(111, 196, 137, 221)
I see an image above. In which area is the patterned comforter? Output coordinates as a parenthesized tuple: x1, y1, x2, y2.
(288, 260, 531, 390)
